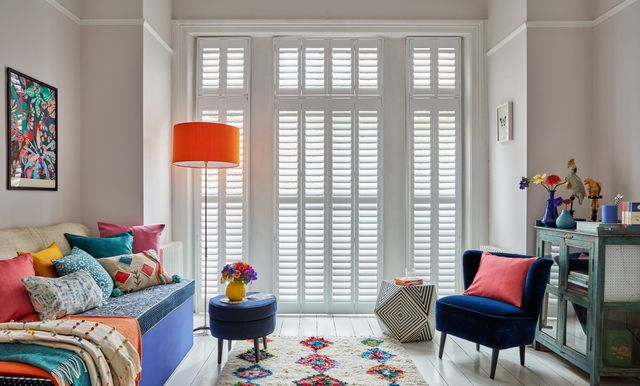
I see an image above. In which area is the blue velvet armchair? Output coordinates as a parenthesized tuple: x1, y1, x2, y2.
(435, 250, 553, 379)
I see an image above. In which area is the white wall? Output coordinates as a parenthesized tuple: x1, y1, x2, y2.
(80, 26, 145, 233)
(0, 0, 82, 229)
(592, 1, 640, 203)
(527, 27, 593, 251)
(143, 0, 173, 243)
(173, 0, 488, 20)
(487, 33, 528, 253)
(592, 0, 626, 18)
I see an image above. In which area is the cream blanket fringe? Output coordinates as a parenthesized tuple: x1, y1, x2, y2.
(0, 319, 141, 386)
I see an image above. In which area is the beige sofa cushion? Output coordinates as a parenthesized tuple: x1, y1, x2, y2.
(0, 223, 90, 260)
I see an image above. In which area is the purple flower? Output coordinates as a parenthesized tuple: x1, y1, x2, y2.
(519, 177, 529, 190)
(554, 197, 563, 207)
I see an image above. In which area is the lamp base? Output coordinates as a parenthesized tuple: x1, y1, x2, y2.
(194, 325, 210, 334)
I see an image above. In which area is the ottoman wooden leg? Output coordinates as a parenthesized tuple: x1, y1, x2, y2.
(254, 338, 261, 362)
(263, 336, 268, 350)
(218, 338, 223, 364)
(228, 340, 232, 351)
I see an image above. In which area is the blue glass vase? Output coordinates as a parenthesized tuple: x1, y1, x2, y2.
(542, 190, 558, 227)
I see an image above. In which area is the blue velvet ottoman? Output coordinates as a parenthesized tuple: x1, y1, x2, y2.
(209, 292, 277, 364)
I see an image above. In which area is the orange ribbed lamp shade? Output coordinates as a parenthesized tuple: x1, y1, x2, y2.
(172, 122, 240, 168)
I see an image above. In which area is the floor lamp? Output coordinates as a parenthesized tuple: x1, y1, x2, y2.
(172, 122, 240, 333)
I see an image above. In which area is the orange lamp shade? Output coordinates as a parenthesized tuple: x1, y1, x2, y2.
(172, 122, 240, 168)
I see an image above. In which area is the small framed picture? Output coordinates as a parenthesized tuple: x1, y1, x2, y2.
(496, 102, 513, 143)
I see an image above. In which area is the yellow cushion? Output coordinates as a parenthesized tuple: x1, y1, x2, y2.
(18, 242, 63, 277)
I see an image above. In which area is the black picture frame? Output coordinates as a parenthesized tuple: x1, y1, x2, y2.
(6, 67, 58, 191)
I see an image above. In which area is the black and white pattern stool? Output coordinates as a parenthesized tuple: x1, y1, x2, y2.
(374, 280, 437, 342)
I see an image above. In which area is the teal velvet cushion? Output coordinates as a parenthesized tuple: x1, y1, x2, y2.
(21, 270, 105, 320)
(53, 247, 114, 299)
(64, 231, 133, 258)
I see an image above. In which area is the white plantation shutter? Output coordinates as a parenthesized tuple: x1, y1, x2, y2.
(408, 38, 461, 296)
(275, 38, 382, 312)
(195, 38, 250, 310)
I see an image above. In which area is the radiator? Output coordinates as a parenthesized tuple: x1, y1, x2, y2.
(479, 244, 507, 253)
(161, 241, 184, 278)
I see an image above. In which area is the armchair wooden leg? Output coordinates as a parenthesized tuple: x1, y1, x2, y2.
(217, 338, 223, 364)
(476, 343, 480, 351)
(254, 338, 261, 362)
(490, 349, 499, 379)
(438, 333, 447, 359)
(519, 345, 525, 366)
(263, 336, 268, 350)
(228, 339, 232, 351)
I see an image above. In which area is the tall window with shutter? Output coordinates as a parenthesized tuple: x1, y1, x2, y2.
(407, 37, 461, 296)
(274, 38, 382, 313)
(196, 38, 250, 310)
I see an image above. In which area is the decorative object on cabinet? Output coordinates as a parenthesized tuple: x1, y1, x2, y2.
(6, 68, 58, 190)
(496, 102, 512, 143)
(565, 158, 586, 215)
(535, 226, 640, 386)
(583, 178, 602, 221)
(557, 198, 577, 229)
(519, 174, 566, 227)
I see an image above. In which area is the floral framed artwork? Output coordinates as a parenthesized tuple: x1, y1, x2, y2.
(6, 68, 57, 190)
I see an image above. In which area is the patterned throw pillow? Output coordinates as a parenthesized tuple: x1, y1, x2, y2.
(98, 250, 178, 294)
(21, 270, 105, 320)
(53, 247, 114, 299)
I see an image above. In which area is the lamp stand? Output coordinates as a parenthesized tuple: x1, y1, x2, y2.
(194, 161, 210, 334)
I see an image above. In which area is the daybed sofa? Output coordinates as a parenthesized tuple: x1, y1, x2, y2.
(0, 222, 194, 386)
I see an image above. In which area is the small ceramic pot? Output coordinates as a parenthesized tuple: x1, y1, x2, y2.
(556, 209, 577, 229)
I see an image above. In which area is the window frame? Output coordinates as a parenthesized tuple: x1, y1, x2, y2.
(405, 37, 463, 295)
(273, 37, 385, 314)
(193, 37, 252, 312)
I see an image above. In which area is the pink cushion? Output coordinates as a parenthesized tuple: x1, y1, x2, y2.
(97, 222, 165, 257)
(0, 254, 36, 322)
(464, 252, 537, 308)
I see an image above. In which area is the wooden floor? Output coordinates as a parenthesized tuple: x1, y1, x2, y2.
(165, 315, 639, 386)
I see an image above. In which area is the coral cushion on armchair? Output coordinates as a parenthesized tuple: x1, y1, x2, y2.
(0, 254, 36, 322)
(464, 252, 537, 307)
(98, 222, 165, 256)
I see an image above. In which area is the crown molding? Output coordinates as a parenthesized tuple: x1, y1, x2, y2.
(487, 0, 638, 56)
(43, 0, 80, 24)
(593, 0, 637, 26)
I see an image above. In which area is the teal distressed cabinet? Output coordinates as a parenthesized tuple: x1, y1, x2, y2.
(535, 226, 640, 385)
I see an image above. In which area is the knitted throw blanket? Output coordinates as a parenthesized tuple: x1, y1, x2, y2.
(0, 320, 141, 386)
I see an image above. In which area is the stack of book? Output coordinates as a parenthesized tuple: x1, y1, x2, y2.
(621, 201, 640, 225)
(394, 276, 424, 286)
(567, 270, 589, 296)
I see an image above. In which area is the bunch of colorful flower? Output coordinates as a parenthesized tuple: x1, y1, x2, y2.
(221, 261, 258, 284)
(519, 173, 566, 192)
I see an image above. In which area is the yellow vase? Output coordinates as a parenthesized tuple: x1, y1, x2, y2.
(226, 281, 246, 302)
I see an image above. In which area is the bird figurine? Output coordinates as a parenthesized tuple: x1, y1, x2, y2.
(565, 158, 586, 206)
(584, 177, 603, 221)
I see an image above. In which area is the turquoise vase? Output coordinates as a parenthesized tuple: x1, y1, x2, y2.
(556, 209, 576, 229)
(542, 190, 559, 227)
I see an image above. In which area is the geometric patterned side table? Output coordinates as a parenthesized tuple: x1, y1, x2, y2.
(374, 280, 437, 342)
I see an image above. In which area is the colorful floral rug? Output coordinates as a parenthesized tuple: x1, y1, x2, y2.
(217, 336, 427, 385)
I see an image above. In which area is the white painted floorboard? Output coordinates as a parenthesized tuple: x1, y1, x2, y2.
(164, 314, 639, 386)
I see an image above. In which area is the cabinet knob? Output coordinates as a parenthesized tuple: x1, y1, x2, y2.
(565, 234, 574, 239)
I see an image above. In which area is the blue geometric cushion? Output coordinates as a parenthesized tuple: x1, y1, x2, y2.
(64, 232, 133, 258)
(53, 247, 114, 299)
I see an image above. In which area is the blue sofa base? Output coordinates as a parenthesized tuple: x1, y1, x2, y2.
(139, 296, 194, 386)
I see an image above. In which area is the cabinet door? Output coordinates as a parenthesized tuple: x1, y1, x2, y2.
(537, 233, 563, 341)
(562, 237, 593, 357)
